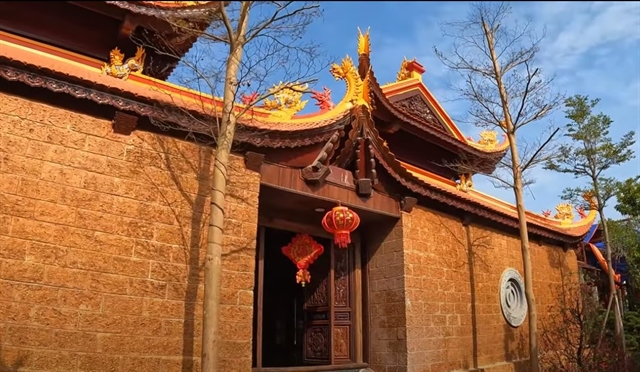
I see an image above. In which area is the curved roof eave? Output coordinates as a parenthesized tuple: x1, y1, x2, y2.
(369, 72, 509, 167)
(0, 33, 354, 135)
(366, 122, 595, 243)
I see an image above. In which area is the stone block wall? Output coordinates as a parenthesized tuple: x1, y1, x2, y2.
(367, 206, 578, 372)
(367, 221, 408, 372)
(0, 91, 260, 372)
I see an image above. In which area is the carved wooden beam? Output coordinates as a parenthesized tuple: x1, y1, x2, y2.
(302, 131, 341, 183)
(112, 111, 138, 135)
(400, 196, 417, 213)
(244, 152, 265, 173)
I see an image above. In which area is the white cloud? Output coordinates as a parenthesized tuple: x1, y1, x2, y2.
(374, 1, 640, 217)
(533, 1, 640, 71)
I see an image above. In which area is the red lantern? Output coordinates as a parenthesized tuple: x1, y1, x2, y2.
(321, 205, 360, 249)
(281, 233, 324, 287)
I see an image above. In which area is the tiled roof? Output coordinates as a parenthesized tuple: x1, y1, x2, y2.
(399, 161, 596, 238)
(0, 34, 350, 133)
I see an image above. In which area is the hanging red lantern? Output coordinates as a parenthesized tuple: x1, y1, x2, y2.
(321, 205, 360, 249)
(281, 233, 324, 287)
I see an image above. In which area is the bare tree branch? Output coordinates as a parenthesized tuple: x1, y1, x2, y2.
(434, 4, 566, 371)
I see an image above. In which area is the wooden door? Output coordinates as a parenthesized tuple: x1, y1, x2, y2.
(332, 245, 353, 363)
(303, 241, 355, 365)
(303, 242, 331, 364)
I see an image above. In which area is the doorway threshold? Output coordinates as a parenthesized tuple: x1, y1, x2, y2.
(252, 363, 369, 372)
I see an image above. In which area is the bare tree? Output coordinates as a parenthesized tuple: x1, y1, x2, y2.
(434, 3, 564, 371)
(134, 3, 326, 371)
(540, 283, 630, 372)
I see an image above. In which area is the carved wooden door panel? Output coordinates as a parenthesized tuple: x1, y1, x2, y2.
(332, 246, 353, 363)
(303, 241, 355, 365)
(303, 245, 331, 364)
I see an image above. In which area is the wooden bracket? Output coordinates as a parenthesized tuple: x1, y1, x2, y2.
(244, 152, 265, 173)
(400, 196, 417, 213)
(112, 111, 139, 135)
(302, 131, 341, 184)
(301, 165, 331, 183)
(356, 179, 373, 197)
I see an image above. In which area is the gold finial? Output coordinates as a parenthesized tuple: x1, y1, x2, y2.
(396, 57, 424, 82)
(262, 82, 309, 119)
(456, 173, 473, 192)
(357, 27, 371, 56)
(101, 46, 146, 80)
(553, 203, 574, 221)
(397, 57, 412, 82)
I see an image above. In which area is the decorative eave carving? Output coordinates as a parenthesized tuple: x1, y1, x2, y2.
(393, 95, 449, 132)
(106, 1, 224, 17)
(0, 64, 342, 149)
(365, 126, 590, 243)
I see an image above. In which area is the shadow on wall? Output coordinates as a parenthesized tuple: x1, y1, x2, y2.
(150, 135, 259, 372)
(503, 322, 529, 372)
(0, 343, 26, 372)
(438, 216, 493, 371)
(154, 138, 211, 372)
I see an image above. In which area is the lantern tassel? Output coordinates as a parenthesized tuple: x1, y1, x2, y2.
(296, 269, 311, 287)
(334, 232, 351, 249)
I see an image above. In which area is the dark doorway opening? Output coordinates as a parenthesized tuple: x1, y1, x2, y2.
(254, 227, 332, 368)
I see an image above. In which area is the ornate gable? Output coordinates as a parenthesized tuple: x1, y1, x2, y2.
(391, 94, 450, 134)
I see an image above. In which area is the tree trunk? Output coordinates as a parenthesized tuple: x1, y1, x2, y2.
(507, 132, 540, 372)
(482, 20, 539, 372)
(596, 194, 626, 351)
(201, 14, 250, 372)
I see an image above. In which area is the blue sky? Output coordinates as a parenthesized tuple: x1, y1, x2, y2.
(177, 1, 640, 219)
(307, 1, 640, 219)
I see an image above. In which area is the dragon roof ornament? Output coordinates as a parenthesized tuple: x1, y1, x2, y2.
(245, 30, 372, 122)
(101, 46, 146, 80)
(466, 130, 509, 152)
(542, 192, 598, 227)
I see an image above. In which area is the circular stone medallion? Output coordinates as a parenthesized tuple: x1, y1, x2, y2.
(499, 268, 527, 328)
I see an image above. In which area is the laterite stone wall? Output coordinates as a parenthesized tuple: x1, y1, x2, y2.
(367, 206, 579, 372)
(0, 91, 260, 372)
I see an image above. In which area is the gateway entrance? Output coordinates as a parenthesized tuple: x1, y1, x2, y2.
(252, 226, 358, 369)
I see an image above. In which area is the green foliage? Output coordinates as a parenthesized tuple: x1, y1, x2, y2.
(625, 310, 640, 352)
(607, 218, 640, 262)
(545, 95, 637, 209)
(616, 177, 640, 218)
